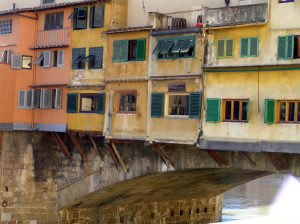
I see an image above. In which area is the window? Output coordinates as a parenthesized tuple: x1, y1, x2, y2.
(279, 0, 294, 3)
(240, 37, 259, 57)
(0, 19, 12, 35)
(0, 49, 10, 64)
(22, 56, 32, 69)
(72, 48, 86, 69)
(18, 90, 32, 109)
(34, 51, 51, 68)
(90, 5, 105, 28)
(118, 92, 137, 113)
(277, 35, 300, 59)
(87, 47, 103, 69)
(68, 93, 105, 113)
(40, 88, 62, 109)
(168, 94, 189, 116)
(52, 50, 64, 67)
(152, 36, 195, 59)
(44, 12, 63, 30)
(217, 39, 234, 58)
(113, 39, 146, 62)
(72, 7, 88, 30)
(151, 92, 202, 118)
(278, 100, 300, 123)
(223, 99, 249, 122)
(80, 93, 98, 113)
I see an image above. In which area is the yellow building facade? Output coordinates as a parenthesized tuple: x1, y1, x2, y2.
(67, 0, 128, 134)
(201, 0, 300, 152)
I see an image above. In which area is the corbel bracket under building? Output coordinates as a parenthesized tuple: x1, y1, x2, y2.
(152, 143, 174, 168)
(108, 142, 128, 173)
(69, 132, 87, 163)
(206, 150, 228, 166)
(51, 132, 72, 160)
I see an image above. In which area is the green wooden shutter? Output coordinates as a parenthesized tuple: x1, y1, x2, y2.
(121, 40, 129, 61)
(97, 93, 105, 114)
(67, 93, 78, 113)
(286, 34, 294, 59)
(226, 39, 234, 57)
(76, 7, 88, 29)
(240, 38, 249, 57)
(250, 37, 258, 56)
(151, 93, 164, 118)
(278, 36, 287, 59)
(89, 47, 103, 68)
(113, 40, 122, 62)
(206, 98, 220, 122)
(264, 99, 275, 124)
(189, 92, 202, 118)
(136, 38, 146, 61)
(247, 99, 250, 122)
(217, 40, 225, 57)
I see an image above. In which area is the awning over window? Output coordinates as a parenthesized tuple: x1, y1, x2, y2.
(152, 37, 194, 54)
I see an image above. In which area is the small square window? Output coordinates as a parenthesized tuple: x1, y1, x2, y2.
(80, 93, 98, 113)
(118, 92, 137, 113)
(22, 56, 32, 69)
(168, 95, 189, 116)
(223, 99, 249, 122)
(44, 12, 63, 30)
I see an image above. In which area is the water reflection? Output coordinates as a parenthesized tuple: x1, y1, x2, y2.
(221, 174, 287, 222)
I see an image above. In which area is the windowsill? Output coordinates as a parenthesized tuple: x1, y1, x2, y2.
(112, 60, 145, 63)
(156, 56, 195, 61)
(117, 111, 136, 115)
(222, 120, 248, 123)
(277, 121, 300, 124)
(79, 111, 99, 114)
(166, 115, 189, 119)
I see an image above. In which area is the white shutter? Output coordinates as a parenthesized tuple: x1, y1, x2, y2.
(57, 50, 64, 67)
(43, 51, 51, 68)
(32, 89, 41, 108)
(11, 54, 22, 69)
(26, 90, 32, 108)
(55, 88, 63, 109)
(18, 90, 26, 108)
(40, 88, 52, 108)
(0, 50, 10, 64)
(35, 52, 44, 66)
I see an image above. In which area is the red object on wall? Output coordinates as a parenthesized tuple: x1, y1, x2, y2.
(196, 22, 203, 27)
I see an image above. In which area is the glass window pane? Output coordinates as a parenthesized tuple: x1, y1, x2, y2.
(279, 102, 286, 121)
(288, 102, 295, 121)
(242, 101, 248, 120)
(172, 39, 185, 53)
(119, 93, 137, 112)
(160, 40, 174, 54)
(81, 95, 97, 112)
(168, 95, 189, 116)
(225, 101, 231, 120)
(180, 39, 193, 53)
(22, 56, 32, 69)
(233, 101, 240, 120)
(153, 40, 164, 54)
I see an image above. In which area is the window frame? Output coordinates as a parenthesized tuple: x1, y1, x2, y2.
(112, 39, 146, 62)
(277, 100, 300, 123)
(216, 39, 235, 59)
(166, 92, 190, 118)
(79, 93, 99, 113)
(0, 19, 12, 35)
(222, 99, 249, 122)
(154, 35, 196, 60)
(240, 37, 259, 57)
(117, 91, 137, 114)
(44, 11, 64, 30)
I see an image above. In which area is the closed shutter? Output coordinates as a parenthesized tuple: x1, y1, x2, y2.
(226, 39, 234, 57)
(136, 38, 146, 61)
(246, 99, 250, 122)
(286, 35, 294, 59)
(240, 38, 249, 57)
(217, 40, 225, 57)
(18, 90, 26, 108)
(89, 47, 103, 68)
(26, 91, 32, 108)
(40, 88, 52, 109)
(76, 7, 88, 29)
(67, 93, 78, 113)
(189, 92, 202, 118)
(11, 54, 22, 69)
(0, 50, 10, 64)
(32, 89, 41, 108)
(206, 98, 220, 122)
(278, 36, 287, 59)
(264, 99, 275, 124)
(91, 5, 105, 28)
(121, 40, 129, 61)
(35, 52, 44, 66)
(43, 51, 51, 67)
(55, 88, 63, 109)
(72, 48, 85, 69)
(97, 93, 105, 114)
(57, 50, 64, 67)
(113, 41, 122, 62)
(151, 93, 164, 118)
(250, 37, 258, 56)
(72, 8, 78, 29)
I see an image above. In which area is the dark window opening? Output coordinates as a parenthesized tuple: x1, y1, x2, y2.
(223, 99, 248, 122)
(196, 208, 200, 214)
(118, 92, 137, 113)
(44, 12, 63, 30)
(294, 36, 300, 59)
(204, 207, 208, 213)
(128, 40, 137, 61)
(170, 210, 174, 217)
(180, 210, 184, 216)
(279, 0, 294, 3)
(188, 209, 191, 215)
(168, 95, 189, 116)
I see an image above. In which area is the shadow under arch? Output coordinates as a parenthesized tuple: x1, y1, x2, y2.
(59, 168, 271, 210)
